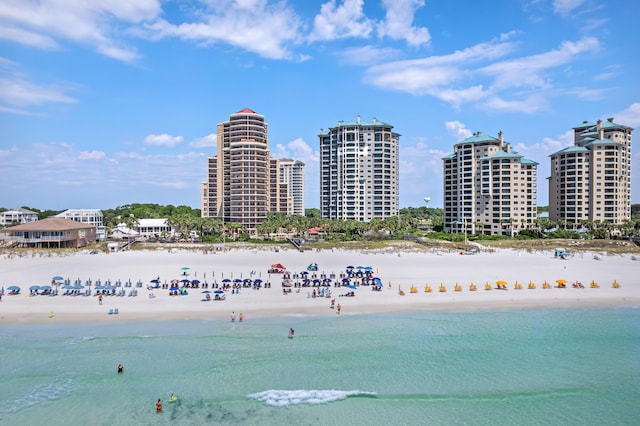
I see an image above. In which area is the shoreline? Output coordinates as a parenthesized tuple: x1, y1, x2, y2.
(1, 247, 638, 326)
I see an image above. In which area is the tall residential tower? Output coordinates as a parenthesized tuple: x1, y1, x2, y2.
(318, 116, 400, 221)
(443, 132, 538, 236)
(201, 108, 292, 233)
(548, 118, 633, 225)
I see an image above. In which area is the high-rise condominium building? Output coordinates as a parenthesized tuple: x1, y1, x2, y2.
(201, 108, 292, 233)
(443, 131, 538, 236)
(318, 116, 400, 221)
(279, 159, 305, 216)
(548, 118, 632, 225)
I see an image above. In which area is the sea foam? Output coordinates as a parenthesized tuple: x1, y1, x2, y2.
(247, 389, 377, 407)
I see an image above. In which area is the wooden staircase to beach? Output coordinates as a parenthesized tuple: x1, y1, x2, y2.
(287, 238, 304, 252)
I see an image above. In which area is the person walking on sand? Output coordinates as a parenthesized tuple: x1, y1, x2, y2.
(156, 398, 163, 412)
(337, 303, 341, 314)
(98, 294, 103, 305)
(231, 311, 236, 322)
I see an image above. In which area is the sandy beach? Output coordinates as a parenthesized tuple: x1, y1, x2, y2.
(1, 245, 638, 325)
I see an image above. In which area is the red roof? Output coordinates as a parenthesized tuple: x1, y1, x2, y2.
(236, 107, 256, 114)
(307, 227, 324, 235)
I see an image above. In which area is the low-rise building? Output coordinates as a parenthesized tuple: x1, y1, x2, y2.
(4, 217, 96, 248)
(54, 209, 106, 240)
(0, 208, 39, 226)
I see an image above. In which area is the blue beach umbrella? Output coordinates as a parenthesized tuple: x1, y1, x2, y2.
(170, 286, 180, 291)
(52, 276, 64, 281)
(214, 290, 224, 294)
(345, 285, 357, 290)
(201, 290, 211, 293)
(29, 285, 40, 292)
(8, 285, 20, 292)
(40, 285, 52, 291)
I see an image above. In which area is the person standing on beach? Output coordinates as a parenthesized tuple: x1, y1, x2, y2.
(337, 303, 341, 314)
(239, 313, 244, 322)
(231, 311, 236, 322)
(98, 294, 103, 305)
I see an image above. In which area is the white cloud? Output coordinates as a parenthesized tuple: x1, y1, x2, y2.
(308, 0, 373, 42)
(364, 35, 601, 113)
(78, 150, 106, 160)
(613, 102, 640, 128)
(0, 141, 209, 208)
(0, 73, 77, 109)
(339, 45, 402, 66)
(553, 0, 586, 15)
(378, 0, 430, 46)
(445, 120, 472, 141)
(144, 133, 184, 147)
(190, 133, 217, 149)
(271, 137, 318, 166)
(141, 1, 301, 60)
(0, 0, 162, 63)
(364, 35, 516, 96)
(479, 37, 600, 90)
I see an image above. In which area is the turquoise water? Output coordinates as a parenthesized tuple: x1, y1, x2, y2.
(1, 307, 639, 426)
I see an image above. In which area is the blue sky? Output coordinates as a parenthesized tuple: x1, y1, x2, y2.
(1, 0, 639, 211)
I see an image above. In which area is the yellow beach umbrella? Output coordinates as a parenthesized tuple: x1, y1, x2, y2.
(556, 279, 567, 284)
(496, 280, 507, 286)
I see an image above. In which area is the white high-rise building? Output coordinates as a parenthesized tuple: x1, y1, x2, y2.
(279, 159, 305, 216)
(318, 116, 400, 221)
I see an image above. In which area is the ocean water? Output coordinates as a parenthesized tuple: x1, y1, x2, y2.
(0, 307, 638, 426)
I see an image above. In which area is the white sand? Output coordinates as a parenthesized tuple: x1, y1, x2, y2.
(1, 246, 638, 325)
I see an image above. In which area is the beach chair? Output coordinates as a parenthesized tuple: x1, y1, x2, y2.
(108, 309, 114, 315)
(114, 308, 119, 315)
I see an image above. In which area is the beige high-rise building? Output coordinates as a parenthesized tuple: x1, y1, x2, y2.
(548, 118, 633, 225)
(201, 108, 292, 233)
(443, 131, 538, 236)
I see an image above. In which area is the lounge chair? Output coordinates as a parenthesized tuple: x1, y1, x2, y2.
(108, 308, 114, 315)
(114, 308, 119, 315)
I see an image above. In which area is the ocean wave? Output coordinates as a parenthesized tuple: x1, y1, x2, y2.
(5, 375, 75, 413)
(247, 389, 377, 407)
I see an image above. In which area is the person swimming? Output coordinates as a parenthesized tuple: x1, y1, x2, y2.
(288, 328, 295, 338)
(169, 393, 177, 402)
(156, 398, 163, 412)
(117, 364, 124, 373)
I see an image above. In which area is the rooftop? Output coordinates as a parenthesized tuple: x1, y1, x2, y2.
(6, 217, 95, 231)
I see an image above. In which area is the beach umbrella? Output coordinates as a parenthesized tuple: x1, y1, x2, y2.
(74, 285, 85, 290)
(180, 279, 190, 283)
(191, 280, 200, 285)
(95, 285, 106, 290)
(40, 285, 52, 291)
(62, 285, 74, 289)
(52, 276, 64, 281)
(222, 278, 231, 283)
(556, 279, 567, 284)
(151, 279, 160, 284)
(214, 290, 224, 294)
(170, 286, 180, 291)
(345, 285, 357, 290)
(201, 290, 211, 294)
(29, 285, 40, 292)
(181, 267, 190, 271)
(8, 285, 20, 292)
